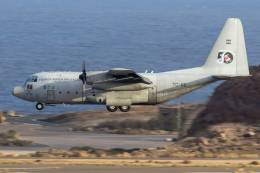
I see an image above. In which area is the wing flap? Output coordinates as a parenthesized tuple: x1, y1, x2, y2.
(101, 68, 152, 84)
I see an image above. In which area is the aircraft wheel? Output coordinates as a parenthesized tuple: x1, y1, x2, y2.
(36, 103, 44, 110)
(119, 105, 131, 112)
(106, 105, 118, 112)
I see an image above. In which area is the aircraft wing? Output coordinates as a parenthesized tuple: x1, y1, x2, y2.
(88, 68, 152, 84)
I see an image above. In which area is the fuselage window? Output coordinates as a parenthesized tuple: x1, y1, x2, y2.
(67, 91, 70, 94)
(59, 91, 62, 94)
(75, 91, 79, 95)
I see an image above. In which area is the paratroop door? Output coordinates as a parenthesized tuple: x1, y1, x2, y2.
(47, 90, 56, 102)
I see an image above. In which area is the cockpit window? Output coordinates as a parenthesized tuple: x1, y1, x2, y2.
(27, 76, 38, 82)
(24, 76, 38, 86)
(32, 76, 38, 82)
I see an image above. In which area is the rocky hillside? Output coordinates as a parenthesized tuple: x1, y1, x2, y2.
(189, 65, 260, 135)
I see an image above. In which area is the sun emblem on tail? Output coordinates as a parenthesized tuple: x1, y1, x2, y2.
(217, 51, 234, 64)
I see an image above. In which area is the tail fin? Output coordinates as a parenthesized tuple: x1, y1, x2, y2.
(203, 18, 250, 77)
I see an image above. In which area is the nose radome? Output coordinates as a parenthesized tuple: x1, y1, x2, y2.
(12, 86, 24, 97)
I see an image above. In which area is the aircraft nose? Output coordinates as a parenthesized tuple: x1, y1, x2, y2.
(12, 86, 24, 97)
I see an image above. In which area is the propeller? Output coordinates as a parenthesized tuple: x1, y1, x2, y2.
(79, 61, 87, 84)
(79, 61, 88, 102)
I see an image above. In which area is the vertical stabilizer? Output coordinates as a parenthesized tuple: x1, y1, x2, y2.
(203, 18, 250, 77)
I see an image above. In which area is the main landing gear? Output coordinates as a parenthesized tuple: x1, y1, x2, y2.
(119, 105, 131, 112)
(36, 103, 44, 110)
(106, 105, 131, 112)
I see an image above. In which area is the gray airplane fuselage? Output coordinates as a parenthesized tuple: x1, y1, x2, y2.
(13, 67, 214, 106)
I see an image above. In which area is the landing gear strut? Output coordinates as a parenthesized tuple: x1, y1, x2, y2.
(36, 103, 44, 110)
(106, 105, 118, 112)
(119, 106, 131, 112)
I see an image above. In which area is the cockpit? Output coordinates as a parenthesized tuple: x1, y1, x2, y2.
(24, 75, 38, 89)
(27, 75, 38, 82)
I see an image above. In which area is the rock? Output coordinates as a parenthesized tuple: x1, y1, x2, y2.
(244, 131, 256, 138)
(250, 161, 259, 165)
(116, 152, 132, 158)
(198, 137, 210, 146)
(71, 151, 90, 158)
(182, 160, 192, 164)
(209, 138, 219, 145)
(165, 138, 173, 142)
(6, 111, 16, 117)
(219, 132, 227, 140)
(198, 146, 208, 153)
(0, 113, 6, 123)
(146, 147, 156, 151)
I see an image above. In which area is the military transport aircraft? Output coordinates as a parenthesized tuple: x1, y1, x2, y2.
(13, 18, 250, 112)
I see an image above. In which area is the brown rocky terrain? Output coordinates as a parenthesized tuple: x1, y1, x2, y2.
(189, 65, 260, 134)
(42, 106, 159, 127)
(175, 65, 260, 155)
(42, 104, 201, 135)
(0, 130, 32, 147)
(0, 112, 6, 123)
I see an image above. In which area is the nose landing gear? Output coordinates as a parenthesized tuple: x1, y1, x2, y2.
(36, 103, 44, 110)
(106, 105, 131, 112)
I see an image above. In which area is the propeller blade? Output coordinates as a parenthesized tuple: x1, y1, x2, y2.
(82, 60, 86, 73)
(79, 61, 87, 84)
